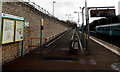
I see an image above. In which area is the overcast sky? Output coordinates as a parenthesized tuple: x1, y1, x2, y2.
(31, 0, 120, 25)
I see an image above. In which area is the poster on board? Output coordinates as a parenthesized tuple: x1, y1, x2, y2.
(15, 21, 24, 41)
(2, 19, 15, 44)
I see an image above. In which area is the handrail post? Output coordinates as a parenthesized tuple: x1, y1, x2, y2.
(40, 19, 42, 50)
(21, 18, 25, 57)
(40, 19, 44, 50)
(81, 7, 85, 48)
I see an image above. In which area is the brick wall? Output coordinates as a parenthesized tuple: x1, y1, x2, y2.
(2, 2, 68, 64)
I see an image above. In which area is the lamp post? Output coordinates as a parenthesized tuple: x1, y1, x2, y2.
(53, 1, 56, 16)
(66, 14, 71, 21)
(74, 12, 80, 25)
(85, 0, 89, 51)
(81, 7, 85, 48)
(70, 17, 74, 21)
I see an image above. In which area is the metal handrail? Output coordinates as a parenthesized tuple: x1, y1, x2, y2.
(28, 38, 47, 40)
(77, 31, 84, 53)
(70, 28, 77, 49)
(28, 30, 68, 49)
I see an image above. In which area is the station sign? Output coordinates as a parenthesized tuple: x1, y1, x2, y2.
(90, 9, 116, 17)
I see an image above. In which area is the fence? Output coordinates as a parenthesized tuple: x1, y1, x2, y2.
(3, 0, 58, 19)
(20, 0, 57, 19)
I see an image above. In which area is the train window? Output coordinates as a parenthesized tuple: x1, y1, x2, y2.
(108, 27, 110, 31)
(112, 26, 120, 31)
(98, 27, 101, 30)
(97, 28, 100, 31)
(116, 27, 120, 31)
(112, 27, 116, 31)
(102, 27, 109, 30)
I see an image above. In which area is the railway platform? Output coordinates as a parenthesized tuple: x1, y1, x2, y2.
(2, 29, 120, 72)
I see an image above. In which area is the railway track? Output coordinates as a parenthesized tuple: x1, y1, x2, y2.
(90, 31, 120, 48)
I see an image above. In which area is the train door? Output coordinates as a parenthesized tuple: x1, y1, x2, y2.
(109, 27, 112, 36)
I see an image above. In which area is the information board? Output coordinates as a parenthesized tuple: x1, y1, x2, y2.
(2, 19, 15, 44)
(90, 9, 115, 17)
(15, 21, 24, 41)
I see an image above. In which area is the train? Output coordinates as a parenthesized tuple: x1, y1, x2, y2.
(95, 23, 120, 36)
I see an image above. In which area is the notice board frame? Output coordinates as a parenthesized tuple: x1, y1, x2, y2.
(2, 16, 25, 44)
(2, 18, 15, 44)
(15, 20, 24, 42)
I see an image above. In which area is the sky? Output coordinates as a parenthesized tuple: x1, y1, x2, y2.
(31, 0, 120, 25)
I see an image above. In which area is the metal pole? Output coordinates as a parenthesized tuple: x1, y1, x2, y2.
(53, 2, 54, 15)
(87, 8, 90, 51)
(74, 12, 79, 25)
(68, 15, 69, 20)
(85, 0, 89, 51)
(81, 7, 85, 48)
(53, 1, 56, 16)
(78, 12, 80, 24)
(66, 14, 71, 21)
(21, 18, 25, 57)
(0, 0, 2, 71)
(40, 19, 43, 50)
(68, 14, 71, 20)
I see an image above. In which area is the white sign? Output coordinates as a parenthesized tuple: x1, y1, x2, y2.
(2, 19, 15, 44)
(2, 13, 24, 20)
(25, 22, 29, 27)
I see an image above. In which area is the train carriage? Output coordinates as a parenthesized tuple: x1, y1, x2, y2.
(95, 23, 120, 36)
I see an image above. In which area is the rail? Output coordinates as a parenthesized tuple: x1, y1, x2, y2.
(29, 38, 47, 39)
(28, 30, 69, 51)
(28, 37, 47, 50)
